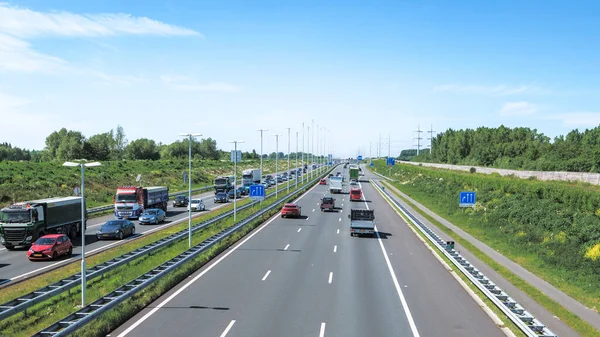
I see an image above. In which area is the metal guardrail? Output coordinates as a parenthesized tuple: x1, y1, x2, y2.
(31, 168, 334, 337)
(369, 177, 557, 337)
(0, 178, 300, 321)
(86, 186, 215, 215)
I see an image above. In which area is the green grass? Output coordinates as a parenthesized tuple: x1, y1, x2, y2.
(378, 178, 600, 337)
(0, 173, 325, 337)
(0, 159, 283, 207)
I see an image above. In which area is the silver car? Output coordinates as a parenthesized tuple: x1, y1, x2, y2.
(188, 199, 206, 212)
(139, 209, 167, 225)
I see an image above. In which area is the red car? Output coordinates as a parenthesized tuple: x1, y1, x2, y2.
(350, 188, 363, 201)
(319, 178, 327, 185)
(281, 203, 302, 218)
(27, 234, 73, 260)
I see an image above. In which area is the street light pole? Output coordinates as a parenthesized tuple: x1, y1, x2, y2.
(286, 127, 291, 194)
(179, 133, 202, 248)
(273, 134, 281, 198)
(63, 160, 101, 307)
(296, 131, 299, 189)
(311, 119, 314, 180)
(257, 129, 268, 206)
(302, 122, 305, 185)
(229, 140, 244, 221)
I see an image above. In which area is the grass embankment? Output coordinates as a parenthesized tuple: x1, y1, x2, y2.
(0, 173, 324, 337)
(0, 159, 282, 207)
(369, 161, 600, 336)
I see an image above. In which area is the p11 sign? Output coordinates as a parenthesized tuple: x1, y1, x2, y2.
(459, 191, 476, 207)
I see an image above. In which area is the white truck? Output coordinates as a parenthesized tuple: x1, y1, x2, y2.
(242, 169, 262, 185)
(329, 176, 343, 194)
(348, 209, 376, 237)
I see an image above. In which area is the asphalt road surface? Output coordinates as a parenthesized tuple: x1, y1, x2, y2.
(0, 167, 321, 285)
(110, 166, 505, 337)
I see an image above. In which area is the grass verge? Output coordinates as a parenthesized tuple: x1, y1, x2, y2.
(379, 178, 600, 337)
(0, 173, 325, 337)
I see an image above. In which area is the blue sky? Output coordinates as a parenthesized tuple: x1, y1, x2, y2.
(2, 0, 600, 157)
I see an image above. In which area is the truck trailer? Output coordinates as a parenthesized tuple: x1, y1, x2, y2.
(349, 165, 359, 181)
(242, 169, 262, 185)
(0, 196, 86, 249)
(114, 186, 169, 219)
(329, 176, 343, 194)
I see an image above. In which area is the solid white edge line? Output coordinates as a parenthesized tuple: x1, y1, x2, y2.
(374, 180, 514, 337)
(319, 322, 326, 337)
(116, 179, 323, 337)
(284, 244, 290, 251)
(359, 180, 421, 337)
(262, 270, 271, 281)
(333, 245, 337, 253)
(328, 272, 333, 284)
(220, 320, 236, 337)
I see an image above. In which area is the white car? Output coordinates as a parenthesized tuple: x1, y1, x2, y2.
(188, 199, 206, 212)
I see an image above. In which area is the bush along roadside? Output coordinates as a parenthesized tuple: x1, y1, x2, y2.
(370, 161, 600, 330)
(2, 169, 330, 337)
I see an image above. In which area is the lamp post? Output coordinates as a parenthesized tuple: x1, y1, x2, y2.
(286, 127, 291, 194)
(273, 134, 281, 198)
(179, 133, 202, 248)
(229, 140, 244, 221)
(257, 129, 268, 205)
(62, 160, 101, 307)
(302, 122, 305, 185)
(311, 119, 314, 180)
(296, 131, 299, 189)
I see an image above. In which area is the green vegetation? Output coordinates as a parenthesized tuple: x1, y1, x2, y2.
(0, 172, 323, 337)
(405, 125, 600, 172)
(371, 161, 600, 319)
(0, 159, 281, 206)
(379, 180, 600, 337)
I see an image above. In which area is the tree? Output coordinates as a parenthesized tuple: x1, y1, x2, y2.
(125, 138, 160, 160)
(111, 125, 128, 160)
(43, 128, 86, 161)
(86, 132, 113, 161)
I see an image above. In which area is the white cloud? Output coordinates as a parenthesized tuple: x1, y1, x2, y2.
(500, 101, 538, 116)
(433, 84, 548, 96)
(161, 76, 241, 93)
(0, 4, 200, 38)
(546, 112, 600, 128)
(0, 3, 200, 74)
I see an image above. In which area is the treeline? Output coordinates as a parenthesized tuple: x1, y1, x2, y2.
(1, 126, 325, 162)
(406, 125, 600, 172)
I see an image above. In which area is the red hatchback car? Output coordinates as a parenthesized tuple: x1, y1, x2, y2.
(319, 178, 327, 185)
(27, 234, 73, 260)
(281, 203, 302, 218)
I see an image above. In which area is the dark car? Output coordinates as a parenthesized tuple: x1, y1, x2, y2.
(27, 234, 73, 260)
(214, 192, 230, 203)
(173, 195, 189, 207)
(228, 188, 242, 199)
(238, 186, 249, 196)
(96, 220, 136, 240)
(139, 208, 167, 225)
(321, 196, 335, 211)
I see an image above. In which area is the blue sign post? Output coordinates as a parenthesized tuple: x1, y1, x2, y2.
(249, 184, 265, 201)
(386, 157, 395, 166)
(370, 163, 374, 167)
(459, 191, 476, 207)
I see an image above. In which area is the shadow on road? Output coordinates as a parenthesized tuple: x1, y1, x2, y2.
(149, 305, 230, 310)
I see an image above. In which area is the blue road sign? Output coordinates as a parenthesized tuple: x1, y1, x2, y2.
(459, 191, 476, 207)
(370, 163, 374, 167)
(249, 184, 265, 201)
(386, 157, 395, 166)
(230, 150, 242, 163)
(357, 155, 363, 161)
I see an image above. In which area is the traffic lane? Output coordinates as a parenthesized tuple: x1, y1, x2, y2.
(110, 181, 327, 337)
(359, 180, 506, 337)
(0, 193, 235, 283)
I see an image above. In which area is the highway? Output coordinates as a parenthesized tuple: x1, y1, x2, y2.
(110, 166, 506, 337)
(0, 167, 318, 286)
